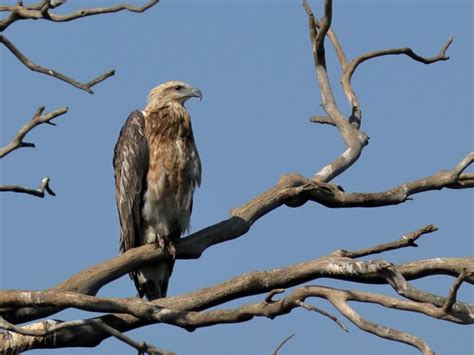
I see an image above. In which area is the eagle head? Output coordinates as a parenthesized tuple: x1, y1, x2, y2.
(146, 80, 202, 112)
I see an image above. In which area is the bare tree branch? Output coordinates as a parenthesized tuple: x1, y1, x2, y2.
(328, 293, 434, 355)
(0, 106, 68, 158)
(97, 320, 175, 355)
(303, 0, 367, 182)
(2, 281, 470, 353)
(1, 1, 470, 354)
(332, 224, 439, 258)
(177, 153, 472, 259)
(2, 235, 472, 325)
(347, 37, 453, 82)
(0, 35, 114, 93)
(271, 333, 296, 355)
(0, 176, 55, 198)
(302, 1, 454, 184)
(0, 317, 174, 355)
(380, 265, 472, 318)
(0, 0, 160, 31)
(309, 114, 335, 126)
(295, 300, 348, 332)
(442, 269, 472, 313)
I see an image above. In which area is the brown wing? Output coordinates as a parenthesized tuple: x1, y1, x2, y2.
(113, 110, 148, 254)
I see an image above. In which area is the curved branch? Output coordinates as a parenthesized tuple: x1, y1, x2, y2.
(271, 333, 296, 355)
(327, 292, 434, 355)
(347, 37, 453, 83)
(0, 35, 114, 93)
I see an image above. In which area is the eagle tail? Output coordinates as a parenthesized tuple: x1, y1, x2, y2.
(135, 261, 174, 300)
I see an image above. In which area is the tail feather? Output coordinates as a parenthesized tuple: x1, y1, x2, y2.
(134, 261, 174, 300)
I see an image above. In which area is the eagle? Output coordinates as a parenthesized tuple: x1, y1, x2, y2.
(113, 81, 202, 300)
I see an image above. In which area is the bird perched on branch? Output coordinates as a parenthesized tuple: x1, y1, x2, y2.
(113, 81, 202, 300)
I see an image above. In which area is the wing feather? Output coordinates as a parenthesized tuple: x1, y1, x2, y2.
(113, 110, 148, 254)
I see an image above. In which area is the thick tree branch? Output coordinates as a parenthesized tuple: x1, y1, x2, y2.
(303, 0, 367, 182)
(0, 176, 55, 198)
(178, 152, 472, 259)
(2, 282, 470, 353)
(3, 233, 473, 325)
(0, 35, 114, 93)
(0, 106, 68, 158)
(0, 317, 174, 355)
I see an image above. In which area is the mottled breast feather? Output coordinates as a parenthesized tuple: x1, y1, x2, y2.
(143, 101, 201, 241)
(114, 102, 201, 299)
(113, 110, 149, 254)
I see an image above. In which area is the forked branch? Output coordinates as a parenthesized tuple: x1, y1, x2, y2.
(0, 106, 68, 159)
(177, 152, 473, 259)
(0, 0, 160, 31)
(347, 37, 453, 82)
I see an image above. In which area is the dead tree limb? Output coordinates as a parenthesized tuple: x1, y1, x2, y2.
(1, 226, 472, 325)
(0, 106, 68, 159)
(0, 35, 114, 93)
(0, 1, 159, 92)
(0, 177, 55, 198)
(0, 0, 160, 31)
(177, 152, 473, 259)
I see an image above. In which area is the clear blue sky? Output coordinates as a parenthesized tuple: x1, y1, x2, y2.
(1, 0, 472, 354)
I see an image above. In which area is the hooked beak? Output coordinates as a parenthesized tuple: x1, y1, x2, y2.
(185, 87, 202, 102)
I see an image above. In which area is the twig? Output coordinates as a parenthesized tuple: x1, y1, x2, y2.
(0, 106, 68, 158)
(332, 225, 438, 258)
(0, 176, 55, 198)
(309, 115, 335, 126)
(271, 333, 296, 355)
(0, 35, 114, 93)
(98, 320, 175, 355)
(295, 300, 348, 332)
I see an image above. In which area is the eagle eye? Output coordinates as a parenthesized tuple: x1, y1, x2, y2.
(174, 85, 183, 91)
